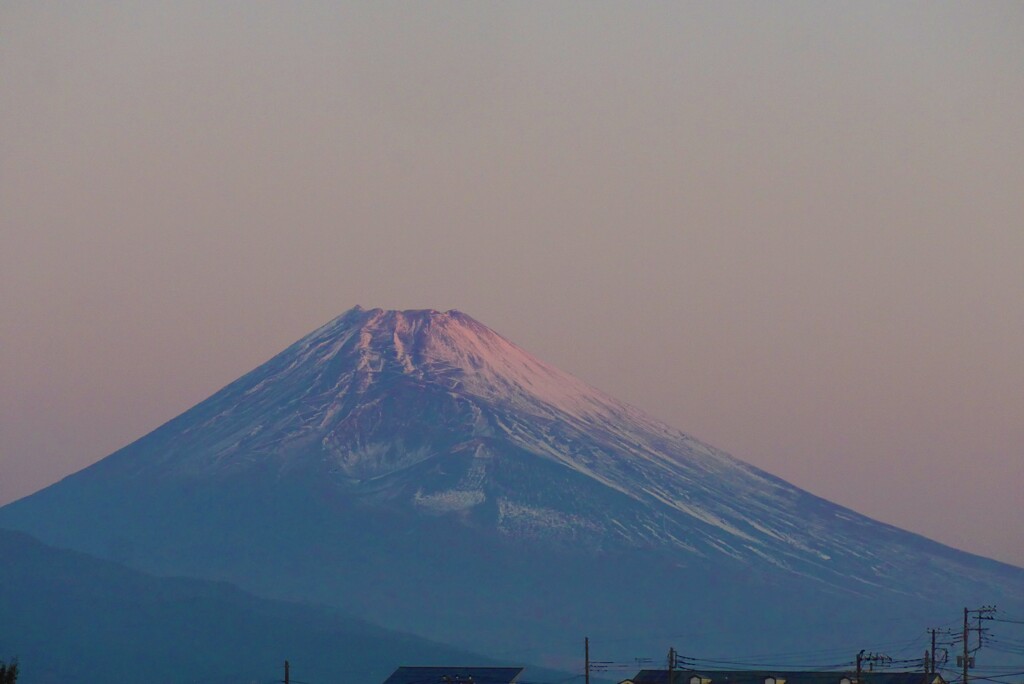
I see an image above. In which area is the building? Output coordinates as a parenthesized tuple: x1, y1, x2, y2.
(625, 670, 945, 684)
(382, 666, 525, 684)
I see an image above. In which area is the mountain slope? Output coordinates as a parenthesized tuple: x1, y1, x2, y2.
(2, 307, 1021, 664)
(0, 527, 513, 684)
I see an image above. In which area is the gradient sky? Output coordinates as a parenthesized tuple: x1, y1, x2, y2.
(2, 2, 1022, 566)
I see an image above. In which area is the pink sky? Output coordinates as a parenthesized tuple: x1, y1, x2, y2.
(1, 2, 1022, 566)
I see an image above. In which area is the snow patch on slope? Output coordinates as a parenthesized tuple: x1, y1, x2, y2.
(414, 488, 486, 513)
(497, 499, 604, 541)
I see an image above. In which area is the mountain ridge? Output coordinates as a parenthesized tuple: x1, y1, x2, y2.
(0, 526, 551, 684)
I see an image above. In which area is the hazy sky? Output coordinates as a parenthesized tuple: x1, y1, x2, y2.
(2, 2, 1022, 566)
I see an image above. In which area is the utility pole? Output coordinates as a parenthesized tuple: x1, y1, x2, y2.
(585, 637, 590, 684)
(931, 629, 937, 674)
(284, 661, 290, 684)
(960, 605, 997, 684)
(668, 647, 676, 684)
(928, 626, 952, 674)
(963, 607, 970, 684)
(856, 651, 891, 681)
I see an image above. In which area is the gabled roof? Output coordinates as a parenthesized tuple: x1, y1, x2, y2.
(382, 666, 525, 684)
(631, 670, 943, 684)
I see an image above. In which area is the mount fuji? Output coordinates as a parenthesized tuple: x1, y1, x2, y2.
(2, 307, 1021, 664)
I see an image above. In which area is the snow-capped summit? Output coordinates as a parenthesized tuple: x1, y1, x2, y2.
(1, 306, 1021, 664)
(278, 306, 635, 420)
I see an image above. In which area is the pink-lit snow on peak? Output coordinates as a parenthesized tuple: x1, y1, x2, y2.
(311, 307, 649, 424)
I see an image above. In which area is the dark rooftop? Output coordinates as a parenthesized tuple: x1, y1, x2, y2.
(630, 670, 943, 684)
(382, 666, 525, 684)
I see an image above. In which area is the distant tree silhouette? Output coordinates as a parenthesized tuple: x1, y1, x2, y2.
(0, 658, 18, 684)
